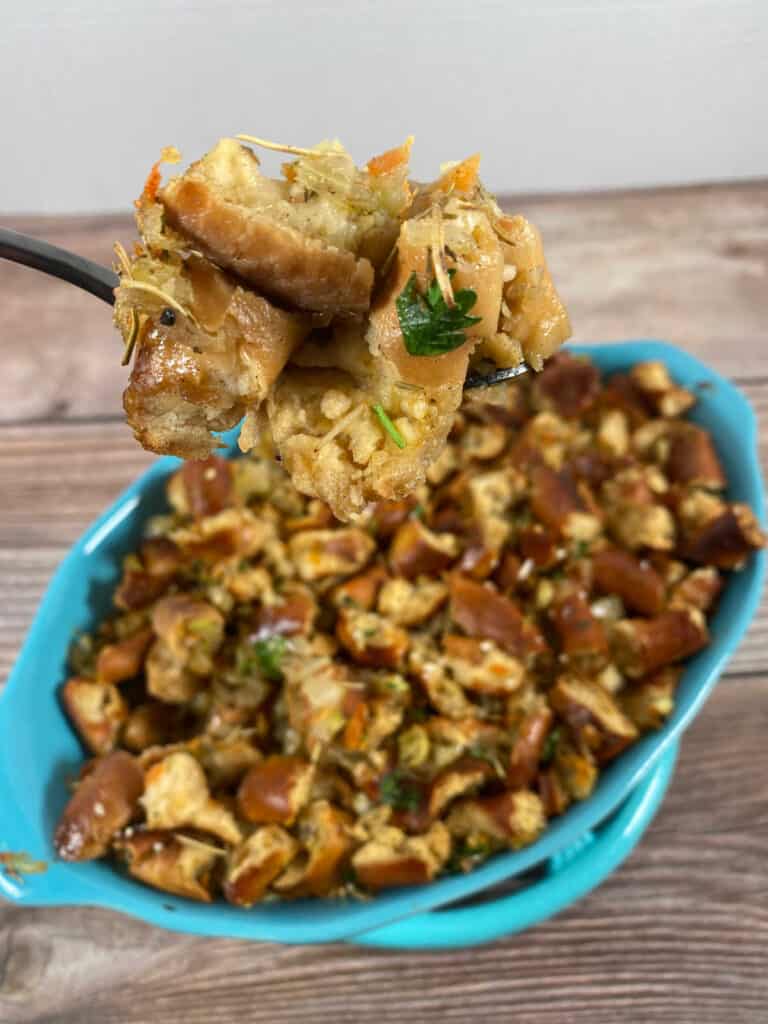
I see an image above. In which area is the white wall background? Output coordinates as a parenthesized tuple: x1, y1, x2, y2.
(1, 0, 766, 214)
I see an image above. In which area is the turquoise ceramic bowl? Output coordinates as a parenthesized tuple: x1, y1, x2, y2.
(0, 341, 764, 945)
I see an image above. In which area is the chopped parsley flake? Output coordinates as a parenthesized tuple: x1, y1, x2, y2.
(372, 404, 407, 449)
(396, 271, 481, 356)
(379, 770, 422, 812)
(541, 727, 562, 764)
(238, 635, 287, 681)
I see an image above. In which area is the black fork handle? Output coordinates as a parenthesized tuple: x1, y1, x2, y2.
(0, 226, 532, 388)
(0, 227, 118, 305)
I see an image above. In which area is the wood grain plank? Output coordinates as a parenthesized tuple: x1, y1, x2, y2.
(0, 216, 134, 424)
(1, 182, 767, 424)
(1, 673, 765, 1024)
(0, 421, 153, 550)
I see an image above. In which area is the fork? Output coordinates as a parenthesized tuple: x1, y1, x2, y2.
(0, 226, 530, 389)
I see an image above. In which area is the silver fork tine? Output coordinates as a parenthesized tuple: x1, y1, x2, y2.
(464, 363, 531, 390)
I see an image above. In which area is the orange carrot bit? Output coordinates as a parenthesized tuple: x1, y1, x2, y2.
(367, 136, 414, 177)
(343, 700, 369, 751)
(135, 146, 181, 208)
(438, 153, 481, 195)
(137, 162, 162, 207)
(144, 761, 166, 785)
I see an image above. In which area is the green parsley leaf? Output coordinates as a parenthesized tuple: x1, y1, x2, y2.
(238, 635, 287, 681)
(395, 272, 482, 356)
(371, 404, 407, 449)
(445, 835, 492, 875)
(186, 616, 220, 639)
(69, 632, 96, 676)
(179, 557, 208, 586)
(254, 635, 287, 681)
(341, 863, 357, 886)
(541, 727, 562, 765)
(380, 674, 410, 696)
(379, 770, 422, 812)
(468, 744, 505, 776)
(406, 706, 430, 724)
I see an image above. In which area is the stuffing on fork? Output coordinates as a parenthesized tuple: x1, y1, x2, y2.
(114, 136, 571, 519)
(53, 353, 765, 904)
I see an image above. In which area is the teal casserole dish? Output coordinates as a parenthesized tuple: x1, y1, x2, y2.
(0, 341, 764, 947)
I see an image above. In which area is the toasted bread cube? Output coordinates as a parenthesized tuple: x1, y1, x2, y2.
(507, 702, 554, 791)
(177, 456, 235, 518)
(612, 609, 709, 678)
(336, 608, 409, 669)
(442, 634, 526, 696)
(629, 361, 695, 418)
(377, 577, 448, 627)
(449, 575, 546, 660)
(460, 421, 508, 461)
(427, 761, 490, 819)
(289, 528, 376, 581)
(550, 592, 608, 659)
(61, 678, 128, 755)
(116, 830, 220, 902)
(151, 595, 224, 675)
(533, 353, 600, 419)
(610, 504, 676, 551)
(389, 519, 459, 579)
(681, 504, 765, 569)
(142, 752, 241, 845)
(669, 567, 723, 612)
(553, 740, 598, 800)
(538, 767, 571, 817)
(620, 667, 680, 731)
(446, 790, 545, 850)
(145, 640, 205, 704)
(273, 801, 352, 897)
(352, 822, 451, 890)
(160, 138, 403, 315)
(96, 627, 153, 685)
(665, 424, 725, 489)
(409, 651, 475, 720)
(550, 675, 637, 763)
(592, 547, 666, 616)
(332, 564, 389, 611)
(251, 585, 317, 637)
(237, 756, 314, 826)
(224, 826, 299, 907)
(54, 751, 144, 861)
(122, 702, 180, 754)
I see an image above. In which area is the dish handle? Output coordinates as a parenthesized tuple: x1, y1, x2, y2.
(0, 702, 98, 908)
(352, 740, 678, 949)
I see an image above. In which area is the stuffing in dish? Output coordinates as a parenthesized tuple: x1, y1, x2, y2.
(53, 354, 764, 903)
(114, 136, 570, 519)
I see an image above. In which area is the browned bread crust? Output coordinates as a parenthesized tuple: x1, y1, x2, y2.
(160, 141, 376, 314)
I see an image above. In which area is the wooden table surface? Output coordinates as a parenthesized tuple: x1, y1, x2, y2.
(1, 184, 766, 1024)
